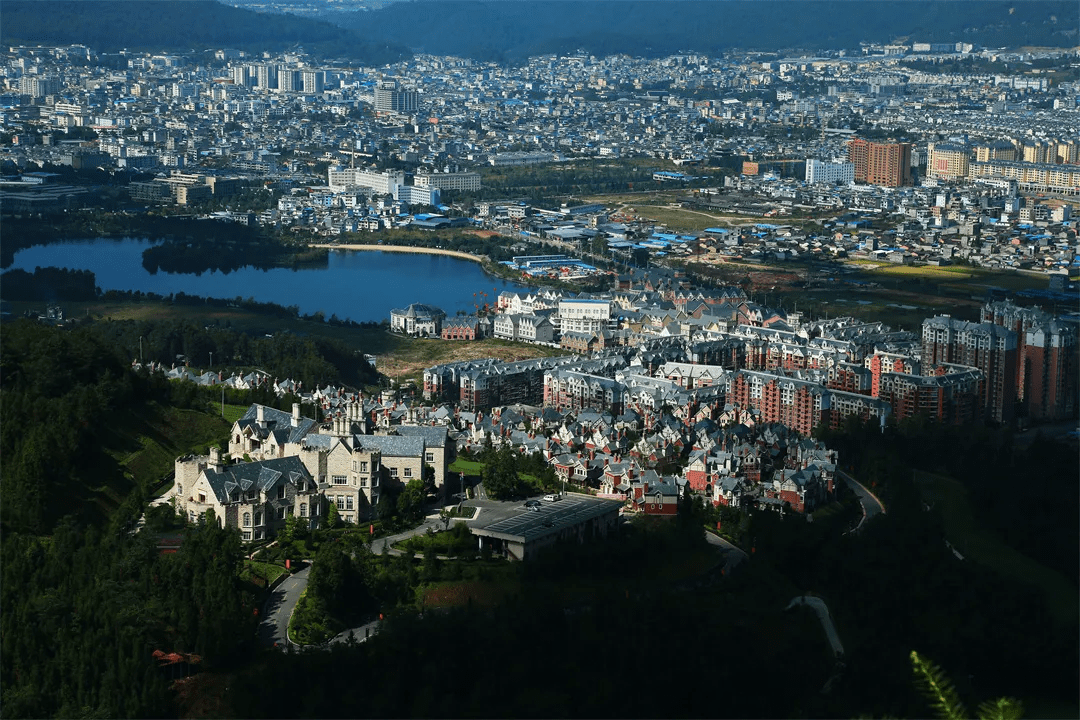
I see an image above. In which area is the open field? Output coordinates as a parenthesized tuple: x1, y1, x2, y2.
(377, 336, 564, 384)
(914, 471, 1078, 626)
(850, 261, 1050, 292)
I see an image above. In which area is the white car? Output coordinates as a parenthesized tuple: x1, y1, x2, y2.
(543, 494, 561, 502)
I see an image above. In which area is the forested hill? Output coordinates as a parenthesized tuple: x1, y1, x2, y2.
(351, 0, 1077, 59)
(0, 0, 409, 64)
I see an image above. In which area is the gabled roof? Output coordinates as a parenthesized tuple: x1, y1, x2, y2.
(202, 455, 312, 504)
(236, 404, 316, 444)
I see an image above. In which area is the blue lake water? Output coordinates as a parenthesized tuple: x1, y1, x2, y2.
(7, 239, 534, 323)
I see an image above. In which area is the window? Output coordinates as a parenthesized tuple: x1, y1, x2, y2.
(277, 486, 285, 499)
(246, 490, 257, 501)
(255, 529, 264, 540)
(359, 461, 368, 473)
(276, 507, 285, 520)
(198, 493, 206, 503)
(344, 514, 353, 523)
(298, 480, 306, 493)
(346, 496, 354, 511)
(243, 512, 251, 527)
(425, 452, 434, 463)
(177, 484, 183, 495)
(352, 460, 357, 472)
(242, 530, 252, 541)
(389, 467, 399, 478)
(332, 475, 347, 485)
(335, 496, 345, 510)
(254, 511, 262, 526)
(404, 467, 412, 478)
(360, 477, 367, 487)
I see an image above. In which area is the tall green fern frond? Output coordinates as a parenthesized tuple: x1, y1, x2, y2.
(976, 697, 1024, 720)
(910, 650, 968, 720)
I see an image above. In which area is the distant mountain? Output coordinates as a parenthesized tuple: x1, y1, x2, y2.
(0, 0, 411, 64)
(348, 0, 1078, 59)
(1, 1, 1074, 62)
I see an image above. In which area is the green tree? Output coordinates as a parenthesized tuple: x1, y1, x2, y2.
(481, 445, 525, 500)
(397, 478, 426, 524)
(326, 502, 340, 529)
(308, 544, 353, 618)
(911, 650, 1024, 720)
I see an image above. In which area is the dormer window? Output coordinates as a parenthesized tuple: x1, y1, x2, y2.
(277, 486, 285, 500)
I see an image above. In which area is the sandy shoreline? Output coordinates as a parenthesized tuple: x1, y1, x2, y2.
(312, 243, 486, 264)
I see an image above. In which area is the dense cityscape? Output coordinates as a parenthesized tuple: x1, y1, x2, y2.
(1, 1, 1078, 718)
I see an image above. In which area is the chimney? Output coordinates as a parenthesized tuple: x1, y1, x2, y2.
(257, 405, 265, 425)
(292, 403, 301, 427)
(209, 446, 223, 473)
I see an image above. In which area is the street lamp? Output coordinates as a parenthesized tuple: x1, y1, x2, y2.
(209, 351, 213, 371)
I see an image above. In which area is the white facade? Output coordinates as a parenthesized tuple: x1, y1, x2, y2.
(414, 172, 482, 192)
(558, 299, 613, 334)
(327, 166, 406, 195)
(805, 159, 855, 185)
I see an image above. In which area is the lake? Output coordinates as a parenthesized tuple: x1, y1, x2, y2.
(8, 238, 534, 323)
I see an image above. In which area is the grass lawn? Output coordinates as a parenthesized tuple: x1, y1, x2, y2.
(240, 560, 288, 589)
(914, 471, 1078, 625)
(217, 403, 250, 424)
(448, 457, 484, 475)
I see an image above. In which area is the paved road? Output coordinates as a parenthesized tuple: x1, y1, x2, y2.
(786, 595, 844, 657)
(838, 470, 885, 531)
(330, 619, 381, 645)
(704, 530, 749, 575)
(374, 513, 472, 557)
(258, 565, 310, 647)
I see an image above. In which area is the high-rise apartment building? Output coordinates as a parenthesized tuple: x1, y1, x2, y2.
(255, 65, 277, 91)
(922, 316, 1017, 424)
(301, 70, 325, 94)
(847, 139, 912, 187)
(974, 140, 1017, 163)
(374, 81, 418, 114)
(928, 142, 970, 180)
(981, 300, 1079, 422)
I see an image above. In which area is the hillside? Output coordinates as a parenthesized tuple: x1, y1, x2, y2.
(351, 0, 1078, 59)
(0, 320, 231, 533)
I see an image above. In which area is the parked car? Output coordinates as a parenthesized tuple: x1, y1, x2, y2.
(543, 494, 561, 502)
(524, 500, 542, 510)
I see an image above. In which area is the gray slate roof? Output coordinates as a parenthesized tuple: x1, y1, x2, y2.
(203, 455, 312, 504)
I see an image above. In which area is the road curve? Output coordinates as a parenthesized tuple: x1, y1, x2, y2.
(258, 565, 310, 648)
(786, 595, 844, 657)
(838, 470, 885, 529)
(704, 530, 749, 574)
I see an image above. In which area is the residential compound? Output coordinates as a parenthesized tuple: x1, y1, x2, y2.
(426, 292, 1076, 430)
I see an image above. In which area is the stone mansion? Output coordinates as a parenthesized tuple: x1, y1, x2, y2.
(173, 402, 452, 542)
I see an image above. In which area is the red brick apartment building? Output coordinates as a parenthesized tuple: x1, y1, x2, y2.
(922, 315, 1017, 424)
(848, 138, 913, 187)
(981, 300, 1078, 422)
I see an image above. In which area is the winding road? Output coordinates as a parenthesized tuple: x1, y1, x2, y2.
(838, 470, 885, 532)
(258, 565, 310, 648)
